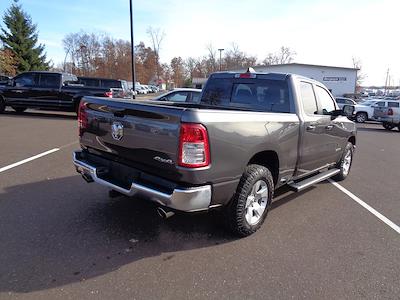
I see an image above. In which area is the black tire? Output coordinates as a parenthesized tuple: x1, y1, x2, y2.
(225, 164, 274, 237)
(0, 97, 5, 114)
(382, 122, 395, 130)
(398, 125, 400, 132)
(12, 106, 26, 113)
(333, 142, 354, 181)
(355, 112, 367, 123)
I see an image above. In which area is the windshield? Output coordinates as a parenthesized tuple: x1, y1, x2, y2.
(201, 78, 292, 113)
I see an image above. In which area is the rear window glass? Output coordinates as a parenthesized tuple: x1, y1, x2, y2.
(201, 78, 291, 113)
(388, 102, 399, 108)
(102, 80, 121, 88)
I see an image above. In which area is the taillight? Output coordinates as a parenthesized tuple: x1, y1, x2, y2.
(104, 91, 113, 98)
(235, 73, 257, 79)
(78, 101, 88, 137)
(178, 123, 210, 168)
(388, 108, 393, 115)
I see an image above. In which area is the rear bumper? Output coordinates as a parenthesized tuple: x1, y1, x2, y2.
(372, 116, 400, 124)
(73, 151, 212, 212)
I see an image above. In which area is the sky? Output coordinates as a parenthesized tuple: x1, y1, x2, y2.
(0, 0, 399, 86)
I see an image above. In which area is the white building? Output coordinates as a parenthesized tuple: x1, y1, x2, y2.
(248, 63, 358, 97)
(194, 63, 358, 97)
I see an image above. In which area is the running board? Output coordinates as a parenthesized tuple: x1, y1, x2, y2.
(288, 169, 340, 192)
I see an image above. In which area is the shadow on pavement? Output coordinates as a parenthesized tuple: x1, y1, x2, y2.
(357, 126, 400, 133)
(2, 109, 76, 120)
(0, 174, 302, 293)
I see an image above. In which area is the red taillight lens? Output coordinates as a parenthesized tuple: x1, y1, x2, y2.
(388, 108, 393, 115)
(178, 123, 210, 168)
(235, 73, 257, 79)
(78, 101, 88, 137)
(104, 91, 113, 98)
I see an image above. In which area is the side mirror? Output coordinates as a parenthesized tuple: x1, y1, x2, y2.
(342, 105, 355, 117)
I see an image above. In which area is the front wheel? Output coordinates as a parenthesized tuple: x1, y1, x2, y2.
(355, 112, 367, 123)
(225, 164, 274, 237)
(333, 142, 354, 181)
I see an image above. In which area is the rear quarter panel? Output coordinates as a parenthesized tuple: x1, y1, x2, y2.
(182, 109, 300, 185)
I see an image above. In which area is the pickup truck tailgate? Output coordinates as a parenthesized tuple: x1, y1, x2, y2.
(80, 97, 185, 180)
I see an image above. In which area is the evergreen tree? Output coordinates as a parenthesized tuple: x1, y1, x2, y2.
(0, 0, 49, 73)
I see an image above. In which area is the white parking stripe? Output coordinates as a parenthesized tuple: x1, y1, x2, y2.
(329, 179, 400, 235)
(0, 148, 60, 173)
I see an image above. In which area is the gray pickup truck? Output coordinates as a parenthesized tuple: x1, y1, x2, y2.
(73, 70, 356, 236)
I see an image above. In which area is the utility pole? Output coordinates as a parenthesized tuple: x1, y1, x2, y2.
(129, 0, 136, 98)
(218, 48, 224, 71)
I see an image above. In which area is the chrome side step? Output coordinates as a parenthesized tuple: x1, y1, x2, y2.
(288, 169, 340, 192)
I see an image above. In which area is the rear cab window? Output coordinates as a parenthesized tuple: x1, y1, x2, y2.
(201, 74, 293, 113)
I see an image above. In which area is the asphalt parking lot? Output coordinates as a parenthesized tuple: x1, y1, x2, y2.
(0, 109, 399, 299)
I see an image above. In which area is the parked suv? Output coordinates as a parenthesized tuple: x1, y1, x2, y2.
(78, 76, 132, 99)
(335, 97, 357, 109)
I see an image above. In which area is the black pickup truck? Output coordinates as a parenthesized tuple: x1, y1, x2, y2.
(73, 70, 356, 236)
(0, 71, 122, 114)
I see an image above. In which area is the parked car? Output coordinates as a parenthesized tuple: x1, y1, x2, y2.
(0, 71, 118, 114)
(335, 97, 357, 109)
(152, 88, 201, 103)
(148, 85, 159, 93)
(135, 85, 148, 94)
(78, 76, 132, 99)
(373, 101, 400, 131)
(73, 70, 356, 237)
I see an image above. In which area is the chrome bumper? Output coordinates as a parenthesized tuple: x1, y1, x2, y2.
(72, 151, 212, 212)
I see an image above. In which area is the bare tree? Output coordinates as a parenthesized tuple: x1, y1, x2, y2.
(262, 46, 296, 65)
(147, 26, 165, 84)
(352, 57, 365, 87)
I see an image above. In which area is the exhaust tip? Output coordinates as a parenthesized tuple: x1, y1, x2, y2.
(156, 207, 175, 219)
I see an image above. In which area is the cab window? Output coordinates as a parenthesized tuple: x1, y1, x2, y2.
(315, 86, 336, 115)
(300, 82, 318, 115)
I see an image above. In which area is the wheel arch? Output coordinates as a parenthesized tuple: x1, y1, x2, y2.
(247, 150, 279, 185)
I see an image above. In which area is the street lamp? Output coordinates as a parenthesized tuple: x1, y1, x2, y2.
(218, 48, 224, 71)
(129, 0, 136, 98)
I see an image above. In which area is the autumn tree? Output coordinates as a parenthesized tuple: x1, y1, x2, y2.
(0, 0, 49, 72)
(170, 57, 185, 87)
(0, 48, 16, 75)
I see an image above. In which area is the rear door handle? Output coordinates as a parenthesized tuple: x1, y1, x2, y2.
(325, 125, 334, 130)
(306, 125, 316, 131)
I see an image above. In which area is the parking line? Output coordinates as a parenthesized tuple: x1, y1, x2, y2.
(0, 148, 60, 173)
(329, 179, 400, 235)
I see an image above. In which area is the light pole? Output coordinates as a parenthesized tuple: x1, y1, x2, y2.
(129, 0, 136, 98)
(218, 48, 224, 71)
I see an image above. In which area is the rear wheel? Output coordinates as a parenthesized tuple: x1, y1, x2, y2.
(12, 106, 26, 113)
(225, 164, 274, 237)
(382, 122, 395, 130)
(333, 142, 354, 181)
(355, 112, 367, 123)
